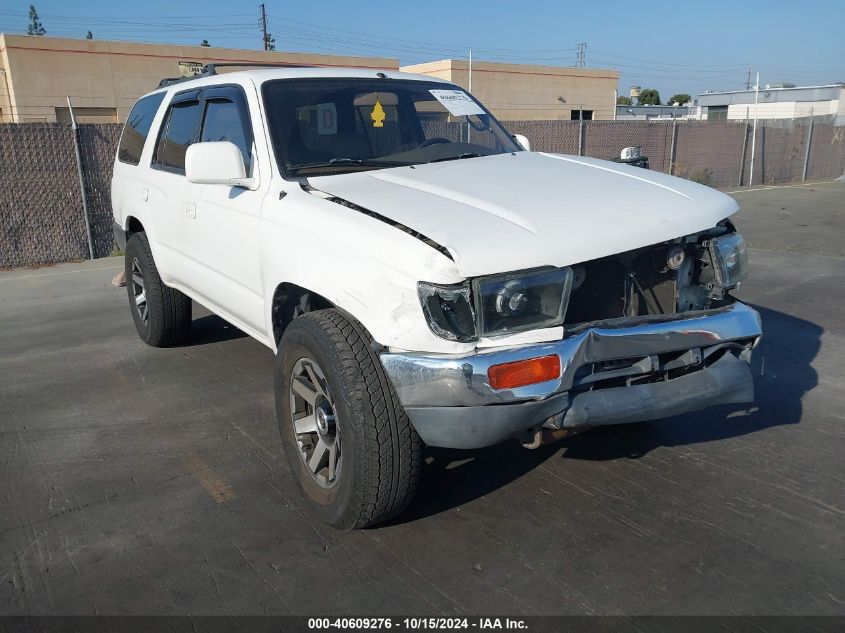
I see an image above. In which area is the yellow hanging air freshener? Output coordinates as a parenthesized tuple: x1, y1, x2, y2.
(371, 97, 385, 128)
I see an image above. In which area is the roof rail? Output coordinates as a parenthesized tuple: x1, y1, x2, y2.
(157, 62, 311, 89)
(204, 62, 310, 74)
(157, 76, 196, 88)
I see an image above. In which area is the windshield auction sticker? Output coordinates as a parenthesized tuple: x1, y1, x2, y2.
(429, 89, 485, 116)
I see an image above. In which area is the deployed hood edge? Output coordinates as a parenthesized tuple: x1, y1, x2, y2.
(309, 153, 740, 278)
(303, 182, 457, 262)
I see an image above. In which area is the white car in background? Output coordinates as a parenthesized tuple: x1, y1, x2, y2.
(111, 66, 762, 529)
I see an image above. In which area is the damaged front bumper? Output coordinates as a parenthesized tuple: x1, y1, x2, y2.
(380, 301, 762, 449)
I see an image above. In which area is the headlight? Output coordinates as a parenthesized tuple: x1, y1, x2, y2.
(709, 232, 748, 289)
(473, 267, 573, 337)
(419, 267, 573, 342)
(418, 281, 476, 342)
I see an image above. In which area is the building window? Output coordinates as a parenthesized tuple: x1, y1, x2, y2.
(707, 106, 728, 121)
(570, 109, 593, 120)
(55, 107, 118, 124)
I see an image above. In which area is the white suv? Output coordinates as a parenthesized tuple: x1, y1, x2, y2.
(112, 66, 762, 529)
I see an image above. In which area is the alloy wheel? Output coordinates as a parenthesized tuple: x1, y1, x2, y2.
(289, 357, 341, 488)
(131, 258, 148, 325)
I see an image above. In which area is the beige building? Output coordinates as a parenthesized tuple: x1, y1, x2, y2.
(401, 59, 619, 120)
(0, 34, 398, 123)
(0, 34, 620, 124)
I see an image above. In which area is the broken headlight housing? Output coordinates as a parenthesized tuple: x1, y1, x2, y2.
(418, 281, 477, 342)
(708, 232, 749, 290)
(419, 267, 573, 342)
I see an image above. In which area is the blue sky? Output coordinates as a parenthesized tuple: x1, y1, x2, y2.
(2, 1, 843, 100)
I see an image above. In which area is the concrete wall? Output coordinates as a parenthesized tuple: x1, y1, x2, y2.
(0, 34, 398, 123)
(401, 59, 619, 121)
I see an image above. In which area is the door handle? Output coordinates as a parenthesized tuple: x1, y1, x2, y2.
(185, 201, 197, 219)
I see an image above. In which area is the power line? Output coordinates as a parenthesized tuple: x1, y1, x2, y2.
(275, 15, 578, 54)
(0, 8, 838, 86)
(589, 47, 750, 69)
(0, 10, 255, 22)
(268, 22, 576, 58)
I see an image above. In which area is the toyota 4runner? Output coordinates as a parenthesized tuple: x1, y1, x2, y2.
(112, 66, 762, 529)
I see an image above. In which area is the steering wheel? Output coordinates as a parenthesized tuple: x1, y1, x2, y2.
(419, 137, 451, 148)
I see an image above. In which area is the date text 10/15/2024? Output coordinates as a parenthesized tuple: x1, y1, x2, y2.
(308, 617, 528, 630)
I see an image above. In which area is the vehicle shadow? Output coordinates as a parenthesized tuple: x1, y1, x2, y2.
(388, 304, 820, 524)
(187, 313, 247, 346)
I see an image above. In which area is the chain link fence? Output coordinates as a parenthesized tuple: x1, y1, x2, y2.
(78, 124, 124, 258)
(0, 124, 86, 268)
(1, 117, 843, 268)
(0, 123, 122, 269)
(511, 116, 845, 189)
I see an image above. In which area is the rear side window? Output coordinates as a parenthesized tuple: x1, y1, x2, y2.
(201, 99, 253, 175)
(117, 92, 166, 165)
(153, 99, 202, 173)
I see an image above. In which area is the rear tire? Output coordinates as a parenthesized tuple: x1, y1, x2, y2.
(125, 232, 191, 347)
(275, 309, 422, 529)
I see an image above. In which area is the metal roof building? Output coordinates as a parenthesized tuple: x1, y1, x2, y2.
(697, 83, 845, 123)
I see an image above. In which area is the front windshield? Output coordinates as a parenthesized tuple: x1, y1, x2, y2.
(262, 78, 521, 177)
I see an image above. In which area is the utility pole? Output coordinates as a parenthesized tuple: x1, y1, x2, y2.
(467, 49, 472, 143)
(745, 65, 752, 91)
(259, 3, 269, 51)
(749, 72, 760, 186)
(468, 48, 472, 93)
(576, 42, 587, 68)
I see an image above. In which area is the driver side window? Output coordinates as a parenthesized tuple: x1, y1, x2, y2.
(200, 98, 253, 176)
(152, 99, 202, 174)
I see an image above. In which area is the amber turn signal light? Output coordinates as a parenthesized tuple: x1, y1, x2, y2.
(487, 354, 561, 390)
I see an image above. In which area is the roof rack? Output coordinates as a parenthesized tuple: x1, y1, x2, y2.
(157, 62, 311, 89)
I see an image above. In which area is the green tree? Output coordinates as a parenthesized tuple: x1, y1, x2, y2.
(200, 39, 211, 47)
(668, 93, 691, 106)
(638, 88, 661, 105)
(86, 31, 93, 40)
(616, 95, 632, 106)
(27, 5, 46, 36)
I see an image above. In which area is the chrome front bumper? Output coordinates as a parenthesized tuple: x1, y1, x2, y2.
(380, 302, 763, 449)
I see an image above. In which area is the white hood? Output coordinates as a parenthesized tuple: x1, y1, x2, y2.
(309, 152, 738, 278)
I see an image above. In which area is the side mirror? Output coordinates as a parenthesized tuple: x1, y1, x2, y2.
(513, 134, 531, 152)
(185, 141, 254, 188)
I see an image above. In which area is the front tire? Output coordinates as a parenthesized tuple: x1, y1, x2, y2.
(125, 232, 191, 347)
(275, 309, 422, 529)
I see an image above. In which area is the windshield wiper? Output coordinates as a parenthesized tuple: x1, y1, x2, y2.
(291, 158, 411, 172)
(427, 152, 483, 164)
